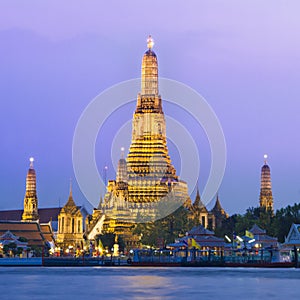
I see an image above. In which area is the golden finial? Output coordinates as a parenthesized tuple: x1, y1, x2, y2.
(121, 147, 125, 158)
(69, 178, 72, 197)
(147, 35, 154, 49)
(29, 157, 34, 168)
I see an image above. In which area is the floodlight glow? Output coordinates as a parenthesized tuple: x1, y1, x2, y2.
(225, 235, 232, 242)
(236, 236, 243, 242)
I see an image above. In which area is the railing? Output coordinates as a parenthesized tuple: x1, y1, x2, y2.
(132, 248, 281, 265)
(0, 257, 43, 266)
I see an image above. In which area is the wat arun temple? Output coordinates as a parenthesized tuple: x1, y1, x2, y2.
(100, 36, 190, 223)
(83, 36, 195, 246)
(0, 37, 228, 252)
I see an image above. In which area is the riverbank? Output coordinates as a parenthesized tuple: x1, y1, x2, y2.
(0, 257, 297, 268)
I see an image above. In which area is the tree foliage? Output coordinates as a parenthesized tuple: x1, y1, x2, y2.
(133, 206, 198, 247)
(126, 203, 300, 246)
(96, 233, 126, 252)
(215, 203, 300, 243)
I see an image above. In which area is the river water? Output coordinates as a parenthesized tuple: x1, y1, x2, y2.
(0, 267, 299, 299)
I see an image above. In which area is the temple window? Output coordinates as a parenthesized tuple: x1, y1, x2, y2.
(72, 218, 75, 233)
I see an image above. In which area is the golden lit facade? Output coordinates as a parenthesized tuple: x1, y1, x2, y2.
(102, 36, 190, 222)
(22, 158, 39, 222)
(56, 186, 85, 250)
(259, 155, 274, 211)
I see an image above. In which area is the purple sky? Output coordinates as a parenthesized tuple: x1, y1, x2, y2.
(0, 1, 300, 215)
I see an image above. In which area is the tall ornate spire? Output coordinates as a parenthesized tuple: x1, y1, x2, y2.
(140, 35, 159, 97)
(210, 193, 228, 228)
(69, 178, 72, 197)
(259, 154, 274, 211)
(211, 193, 227, 216)
(193, 187, 207, 211)
(116, 147, 128, 183)
(213, 193, 222, 211)
(97, 196, 103, 210)
(65, 178, 76, 207)
(22, 157, 39, 221)
(102, 36, 190, 224)
(126, 36, 180, 204)
(194, 187, 200, 206)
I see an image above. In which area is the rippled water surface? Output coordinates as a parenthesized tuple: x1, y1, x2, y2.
(0, 267, 300, 299)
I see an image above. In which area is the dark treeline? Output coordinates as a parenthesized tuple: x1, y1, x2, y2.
(134, 206, 198, 247)
(135, 202, 300, 246)
(215, 203, 300, 242)
(100, 203, 300, 248)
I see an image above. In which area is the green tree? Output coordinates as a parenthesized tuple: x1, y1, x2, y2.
(3, 242, 17, 257)
(133, 206, 198, 247)
(214, 203, 300, 243)
(96, 233, 125, 252)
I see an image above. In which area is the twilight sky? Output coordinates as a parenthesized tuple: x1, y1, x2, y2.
(0, 1, 300, 215)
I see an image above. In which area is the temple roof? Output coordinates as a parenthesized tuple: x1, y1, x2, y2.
(64, 181, 76, 208)
(40, 224, 55, 245)
(284, 223, 300, 245)
(211, 194, 228, 217)
(193, 188, 207, 212)
(0, 230, 18, 241)
(144, 49, 157, 57)
(60, 182, 81, 215)
(64, 194, 76, 208)
(179, 235, 224, 248)
(262, 164, 270, 170)
(212, 194, 222, 211)
(0, 221, 47, 247)
(188, 224, 214, 236)
(0, 208, 61, 223)
(249, 224, 266, 235)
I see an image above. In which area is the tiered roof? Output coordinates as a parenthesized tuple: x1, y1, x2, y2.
(250, 224, 266, 235)
(0, 208, 61, 223)
(188, 225, 214, 236)
(0, 221, 47, 247)
(193, 188, 208, 213)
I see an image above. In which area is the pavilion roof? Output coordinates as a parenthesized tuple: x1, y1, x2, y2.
(0, 221, 46, 247)
(0, 207, 61, 223)
(249, 224, 266, 235)
(188, 225, 214, 236)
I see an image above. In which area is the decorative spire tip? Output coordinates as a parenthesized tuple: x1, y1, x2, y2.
(264, 154, 268, 164)
(29, 157, 34, 168)
(69, 178, 72, 197)
(121, 147, 125, 158)
(147, 35, 154, 49)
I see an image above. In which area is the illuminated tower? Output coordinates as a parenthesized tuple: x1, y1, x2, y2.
(116, 148, 128, 184)
(22, 157, 39, 221)
(259, 154, 274, 211)
(126, 35, 188, 204)
(102, 36, 189, 222)
(56, 181, 85, 250)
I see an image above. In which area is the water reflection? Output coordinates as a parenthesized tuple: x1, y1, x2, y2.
(0, 267, 300, 300)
